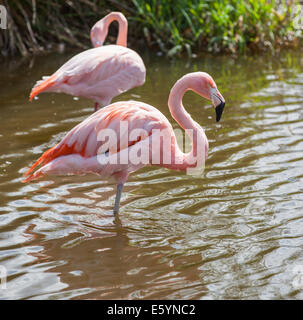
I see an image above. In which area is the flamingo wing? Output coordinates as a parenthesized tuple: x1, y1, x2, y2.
(23, 101, 170, 182)
(29, 45, 146, 103)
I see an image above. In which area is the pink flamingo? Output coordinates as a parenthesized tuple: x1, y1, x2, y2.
(23, 72, 225, 214)
(29, 12, 146, 111)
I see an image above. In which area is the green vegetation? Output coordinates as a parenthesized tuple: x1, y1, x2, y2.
(132, 0, 301, 56)
(1, 0, 301, 57)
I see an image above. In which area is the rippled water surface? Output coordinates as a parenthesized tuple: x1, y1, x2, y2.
(1, 49, 303, 299)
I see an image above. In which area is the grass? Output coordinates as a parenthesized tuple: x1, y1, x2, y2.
(0, 0, 302, 57)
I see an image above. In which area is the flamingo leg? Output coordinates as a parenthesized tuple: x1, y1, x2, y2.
(113, 183, 124, 214)
(94, 103, 100, 112)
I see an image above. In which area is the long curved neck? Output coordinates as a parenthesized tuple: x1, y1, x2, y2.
(168, 76, 198, 133)
(116, 15, 128, 47)
(91, 12, 128, 47)
(105, 13, 128, 47)
(167, 75, 208, 171)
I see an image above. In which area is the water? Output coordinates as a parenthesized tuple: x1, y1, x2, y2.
(1, 49, 303, 299)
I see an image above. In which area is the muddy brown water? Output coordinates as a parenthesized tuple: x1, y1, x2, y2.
(0, 49, 303, 299)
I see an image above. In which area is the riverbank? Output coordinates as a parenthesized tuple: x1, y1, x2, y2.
(1, 0, 302, 57)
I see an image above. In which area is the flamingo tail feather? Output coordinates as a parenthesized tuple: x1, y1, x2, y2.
(29, 74, 57, 101)
(22, 144, 59, 182)
(22, 170, 44, 183)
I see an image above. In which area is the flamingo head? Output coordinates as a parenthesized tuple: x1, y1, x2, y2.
(90, 12, 128, 48)
(191, 72, 225, 122)
(90, 19, 108, 47)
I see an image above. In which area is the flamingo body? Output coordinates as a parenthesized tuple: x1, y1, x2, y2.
(30, 46, 146, 107)
(23, 101, 170, 182)
(29, 12, 146, 109)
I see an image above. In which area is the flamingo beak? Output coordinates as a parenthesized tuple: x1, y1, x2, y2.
(211, 88, 225, 122)
(215, 100, 225, 122)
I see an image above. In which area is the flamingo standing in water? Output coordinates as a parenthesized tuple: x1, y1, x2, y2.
(23, 72, 225, 214)
(29, 12, 146, 111)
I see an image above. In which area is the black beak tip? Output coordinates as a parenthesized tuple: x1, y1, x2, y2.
(215, 101, 225, 122)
